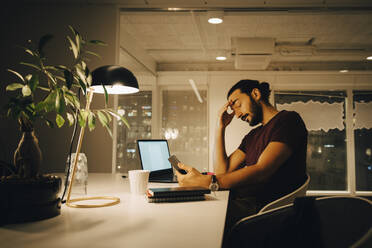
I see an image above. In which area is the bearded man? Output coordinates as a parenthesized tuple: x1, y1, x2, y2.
(175, 79, 308, 237)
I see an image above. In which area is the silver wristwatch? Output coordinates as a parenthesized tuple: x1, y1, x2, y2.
(209, 175, 219, 191)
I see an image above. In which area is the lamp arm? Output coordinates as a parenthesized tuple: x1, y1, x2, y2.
(66, 89, 94, 204)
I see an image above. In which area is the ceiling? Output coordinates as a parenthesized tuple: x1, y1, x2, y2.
(119, 0, 372, 72)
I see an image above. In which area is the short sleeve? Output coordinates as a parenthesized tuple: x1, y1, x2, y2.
(270, 112, 307, 151)
(238, 134, 249, 153)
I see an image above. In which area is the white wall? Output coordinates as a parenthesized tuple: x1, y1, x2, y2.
(158, 71, 372, 171)
(0, 4, 119, 173)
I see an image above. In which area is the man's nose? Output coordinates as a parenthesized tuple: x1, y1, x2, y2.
(234, 110, 241, 117)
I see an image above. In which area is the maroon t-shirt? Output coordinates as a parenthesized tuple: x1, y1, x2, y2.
(234, 110, 308, 207)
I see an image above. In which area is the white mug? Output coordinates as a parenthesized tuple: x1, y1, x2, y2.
(128, 170, 150, 195)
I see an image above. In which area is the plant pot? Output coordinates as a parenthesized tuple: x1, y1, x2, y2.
(0, 175, 62, 225)
(14, 131, 42, 178)
(0, 131, 62, 225)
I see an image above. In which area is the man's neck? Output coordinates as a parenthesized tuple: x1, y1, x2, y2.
(261, 104, 279, 126)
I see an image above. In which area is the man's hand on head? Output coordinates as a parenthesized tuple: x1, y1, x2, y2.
(175, 163, 210, 188)
(218, 101, 235, 129)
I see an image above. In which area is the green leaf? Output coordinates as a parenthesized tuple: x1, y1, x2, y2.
(68, 25, 77, 36)
(56, 114, 65, 128)
(89, 40, 107, 46)
(55, 75, 66, 82)
(76, 66, 87, 84)
(78, 79, 87, 95)
(43, 90, 57, 113)
(97, 110, 108, 127)
(63, 93, 74, 108)
(45, 70, 57, 85)
(85, 67, 92, 86)
(44, 66, 59, 71)
(102, 85, 109, 105)
(28, 74, 39, 92)
(103, 110, 112, 123)
(55, 89, 60, 113)
(66, 112, 75, 126)
(86, 73, 92, 86)
(22, 85, 32, 96)
(67, 35, 78, 59)
(64, 92, 80, 109)
(45, 119, 55, 128)
(88, 111, 96, 131)
(54, 65, 69, 70)
(78, 109, 89, 128)
(34, 101, 46, 113)
(25, 49, 35, 56)
(6, 83, 24, 91)
(85, 63, 90, 74)
(7, 69, 25, 83)
(104, 126, 113, 138)
(25, 74, 32, 81)
(20, 62, 42, 71)
(107, 109, 130, 129)
(63, 69, 73, 89)
(38, 34, 54, 57)
(55, 89, 65, 114)
(75, 33, 80, 56)
(85, 50, 101, 59)
(118, 115, 130, 129)
(37, 86, 50, 92)
(81, 61, 87, 70)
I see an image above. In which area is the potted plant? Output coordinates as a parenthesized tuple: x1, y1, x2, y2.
(0, 26, 128, 224)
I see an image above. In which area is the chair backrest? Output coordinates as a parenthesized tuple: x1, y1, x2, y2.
(258, 173, 310, 213)
(227, 196, 372, 248)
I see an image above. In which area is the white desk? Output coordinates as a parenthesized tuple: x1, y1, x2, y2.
(0, 173, 229, 248)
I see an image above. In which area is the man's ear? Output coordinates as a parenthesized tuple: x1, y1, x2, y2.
(251, 88, 261, 101)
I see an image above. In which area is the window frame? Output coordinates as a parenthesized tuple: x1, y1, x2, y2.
(273, 85, 372, 197)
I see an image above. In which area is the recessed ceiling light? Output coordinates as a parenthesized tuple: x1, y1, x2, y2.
(339, 69, 349, 73)
(207, 11, 224, 24)
(208, 18, 223, 24)
(216, 56, 227, 61)
(367, 56, 372, 60)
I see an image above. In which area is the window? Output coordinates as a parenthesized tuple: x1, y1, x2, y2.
(115, 87, 208, 173)
(353, 91, 372, 191)
(161, 89, 208, 172)
(275, 91, 347, 191)
(116, 91, 152, 173)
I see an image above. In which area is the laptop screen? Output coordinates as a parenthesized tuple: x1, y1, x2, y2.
(137, 140, 172, 172)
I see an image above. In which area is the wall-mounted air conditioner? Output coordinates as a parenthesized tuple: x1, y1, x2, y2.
(233, 37, 275, 70)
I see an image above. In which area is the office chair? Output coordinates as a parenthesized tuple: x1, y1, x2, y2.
(226, 196, 372, 248)
(258, 173, 310, 213)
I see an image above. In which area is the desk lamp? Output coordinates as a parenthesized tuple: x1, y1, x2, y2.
(66, 65, 139, 208)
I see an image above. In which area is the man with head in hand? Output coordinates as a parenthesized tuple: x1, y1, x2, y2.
(175, 79, 308, 237)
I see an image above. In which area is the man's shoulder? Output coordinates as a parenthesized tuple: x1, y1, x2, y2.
(276, 110, 304, 123)
(278, 110, 300, 118)
(277, 110, 308, 134)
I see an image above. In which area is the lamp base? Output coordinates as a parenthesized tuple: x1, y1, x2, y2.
(66, 196, 120, 208)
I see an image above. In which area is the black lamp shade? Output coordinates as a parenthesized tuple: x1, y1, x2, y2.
(91, 65, 139, 94)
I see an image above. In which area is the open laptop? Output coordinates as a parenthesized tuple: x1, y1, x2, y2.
(137, 139, 178, 183)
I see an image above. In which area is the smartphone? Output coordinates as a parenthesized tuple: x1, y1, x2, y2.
(168, 155, 187, 174)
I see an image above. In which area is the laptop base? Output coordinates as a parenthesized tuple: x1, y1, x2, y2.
(149, 177, 178, 183)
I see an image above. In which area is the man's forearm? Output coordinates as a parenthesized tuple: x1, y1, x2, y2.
(213, 126, 229, 174)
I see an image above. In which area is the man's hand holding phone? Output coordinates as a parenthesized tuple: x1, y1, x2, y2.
(168, 155, 187, 174)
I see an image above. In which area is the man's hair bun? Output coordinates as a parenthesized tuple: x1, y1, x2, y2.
(259, 82, 271, 101)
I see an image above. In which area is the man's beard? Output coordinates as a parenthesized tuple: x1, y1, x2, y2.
(242, 96, 262, 126)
